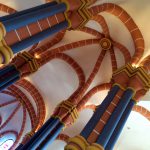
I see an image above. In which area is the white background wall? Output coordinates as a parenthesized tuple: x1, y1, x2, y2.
(0, 0, 150, 150)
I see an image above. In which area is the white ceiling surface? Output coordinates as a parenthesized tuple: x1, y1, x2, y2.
(0, 0, 150, 150)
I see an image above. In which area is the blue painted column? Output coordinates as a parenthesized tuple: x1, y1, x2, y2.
(19, 117, 61, 150)
(0, 69, 19, 87)
(0, 65, 20, 91)
(0, 76, 20, 91)
(0, 65, 16, 75)
(36, 122, 64, 149)
(15, 144, 23, 150)
(0, 1, 57, 22)
(2, 3, 67, 32)
(16, 117, 57, 150)
(11, 21, 68, 53)
(105, 100, 135, 150)
(80, 85, 120, 138)
(96, 88, 134, 148)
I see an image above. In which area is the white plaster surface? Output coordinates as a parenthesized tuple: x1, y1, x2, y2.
(0, 0, 150, 149)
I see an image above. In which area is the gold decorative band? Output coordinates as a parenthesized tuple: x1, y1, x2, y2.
(113, 83, 125, 91)
(56, 0, 70, 11)
(0, 22, 6, 40)
(65, 135, 89, 150)
(17, 51, 39, 72)
(77, 0, 92, 29)
(0, 45, 13, 64)
(86, 143, 104, 150)
(64, 12, 72, 29)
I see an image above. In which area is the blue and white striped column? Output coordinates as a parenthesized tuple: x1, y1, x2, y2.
(80, 85, 120, 139)
(0, 1, 57, 22)
(105, 100, 135, 150)
(19, 117, 63, 150)
(96, 88, 134, 148)
(1, 2, 67, 32)
(37, 122, 64, 149)
(11, 21, 68, 53)
(0, 65, 20, 91)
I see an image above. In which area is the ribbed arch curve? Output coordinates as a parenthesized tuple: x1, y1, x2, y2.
(133, 105, 150, 122)
(10, 104, 27, 149)
(77, 83, 111, 111)
(0, 130, 18, 140)
(82, 104, 97, 111)
(0, 103, 21, 131)
(0, 3, 16, 14)
(56, 134, 70, 143)
(87, 15, 131, 70)
(89, 3, 145, 64)
(79, 26, 103, 38)
(88, 11, 131, 70)
(29, 30, 66, 56)
(0, 79, 45, 149)
(0, 91, 27, 149)
(15, 79, 46, 132)
(2, 87, 37, 130)
(91, 15, 110, 37)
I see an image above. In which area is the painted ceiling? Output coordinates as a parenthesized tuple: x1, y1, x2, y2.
(0, 0, 150, 150)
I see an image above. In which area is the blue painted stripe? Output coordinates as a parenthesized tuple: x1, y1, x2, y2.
(20, 117, 60, 150)
(0, 68, 20, 88)
(36, 122, 64, 149)
(11, 21, 68, 53)
(16, 117, 55, 150)
(3, 3, 67, 32)
(0, 65, 16, 75)
(105, 100, 135, 150)
(0, 1, 57, 22)
(80, 85, 120, 138)
(0, 76, 20, 91)
(96, 88, 134, 148)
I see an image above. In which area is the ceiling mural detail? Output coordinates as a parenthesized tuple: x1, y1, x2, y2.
(0, 0, 149, 150)
(0, 79, 46, 149)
